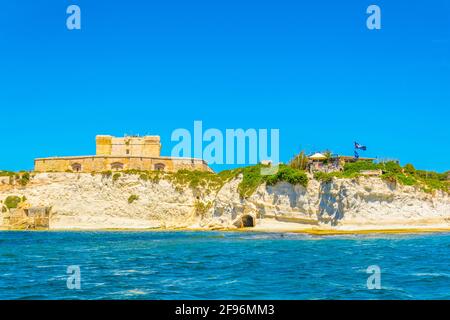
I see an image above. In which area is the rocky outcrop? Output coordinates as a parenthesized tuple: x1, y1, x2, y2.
(0, 173, 449, 231)
(2, 207, 51, 230)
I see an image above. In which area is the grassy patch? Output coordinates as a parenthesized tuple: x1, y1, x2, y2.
(314, 171, 334, 183)
(0, 171, 15, 177)
(223, 164, 308, 198)
(266, 165, 308, 187)
(194, 201, 212, 217)
(380, 172, 398, 184)
(128, 195, 139, 204)
(342, 161, 381, 175)
(168, 169, 231, 191)
(236, 165, 267, 198)
(3, 196, 22, 209)
(289, 151, 309, 170)
(101, 170, 113, 178)
(18, 172, 31, 186)
(112, 173, 121, 182)
(396, 174, 417, 186)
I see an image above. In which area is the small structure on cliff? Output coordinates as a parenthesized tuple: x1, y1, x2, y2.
(307, 153, 377, 173)
(35, 135, 212, 173)
(2, 207, 51, 230)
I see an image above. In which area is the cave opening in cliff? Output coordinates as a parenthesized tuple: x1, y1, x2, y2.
(241, 215, 255, 228)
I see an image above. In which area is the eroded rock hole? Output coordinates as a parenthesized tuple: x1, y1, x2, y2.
(242, 215, 255, 228)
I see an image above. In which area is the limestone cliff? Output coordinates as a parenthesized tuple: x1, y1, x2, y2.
(0, 172, 449, 231)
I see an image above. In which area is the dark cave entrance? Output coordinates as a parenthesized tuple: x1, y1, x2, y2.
(241, 215, 255, 228)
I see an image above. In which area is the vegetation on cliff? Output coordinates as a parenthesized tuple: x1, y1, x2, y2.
(0, 171, 15, 177)
(1, 159, 447, 201)
(313, 161, 449, 193)
(289, 151, 309, 170)
(2, 196, 25, 211)
(0, 171, 30, 186)
(221, 164, 308, 198)
(169, 169, 233, 190)
(88, 163, 447, 196)
(144, 164, 308, 199)
(127, 195, 139, 204)
(112, 173, 121, 182)
(194, 200, 213, 217)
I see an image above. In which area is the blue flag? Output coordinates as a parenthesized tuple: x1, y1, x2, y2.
(354, 142, 367, 151)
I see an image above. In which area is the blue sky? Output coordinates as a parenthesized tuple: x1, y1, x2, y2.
(0, 0, 449, 172)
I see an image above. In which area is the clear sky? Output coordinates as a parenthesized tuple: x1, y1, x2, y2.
(0, 0, 449, 172)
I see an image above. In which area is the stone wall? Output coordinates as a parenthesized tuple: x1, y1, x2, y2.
(34, 156, 212, 173)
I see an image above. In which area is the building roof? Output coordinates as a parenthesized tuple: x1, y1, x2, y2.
(309, 153, 327, 160)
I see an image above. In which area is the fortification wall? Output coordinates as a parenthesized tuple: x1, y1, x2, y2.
(34, 156, 211, 173)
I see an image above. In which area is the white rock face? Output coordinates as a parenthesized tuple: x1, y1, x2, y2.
(315, 177, 450, 228)
(0, 173, 449, 230)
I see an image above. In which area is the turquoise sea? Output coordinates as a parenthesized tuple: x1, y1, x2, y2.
(0, 231, 449, 300)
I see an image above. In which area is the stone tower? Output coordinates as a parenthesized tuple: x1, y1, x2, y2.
(96, 135, 161, 157)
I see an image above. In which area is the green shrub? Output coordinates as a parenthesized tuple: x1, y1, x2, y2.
(101, 170, 112, 178)
(124, 169, 142, 175)
(314, 172, 333, 183)
(322, 150, 333, 164)
(19, 172, 31, 186)
(236, 164, 308, 198)
(416, 170, 447, 181)
(339, 161, 448, 192)
(375, 164, 449, 193)
(403, 164, 416, 175)
(397, 174, 416, 186)
(0, 171, 15, 177)
(343, 161, 380, 174)
(382, 161, 402, 174)
(237, 165, 267, 198)
(169, 169, 227, 190)
(139, 173, 148, 181)
(266, 166, 308, 187)
(4, 196, 22, 209)
(289, 151, 309, 170)
(194, 201, 212, 217)
(128, 195, 139, 204)
(217, 169, 237, 183)
(149, 172, 162, 183)
(113, 173, 121, 182)
(422, 179, 448, 193)
(381, 172, 397, 184)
